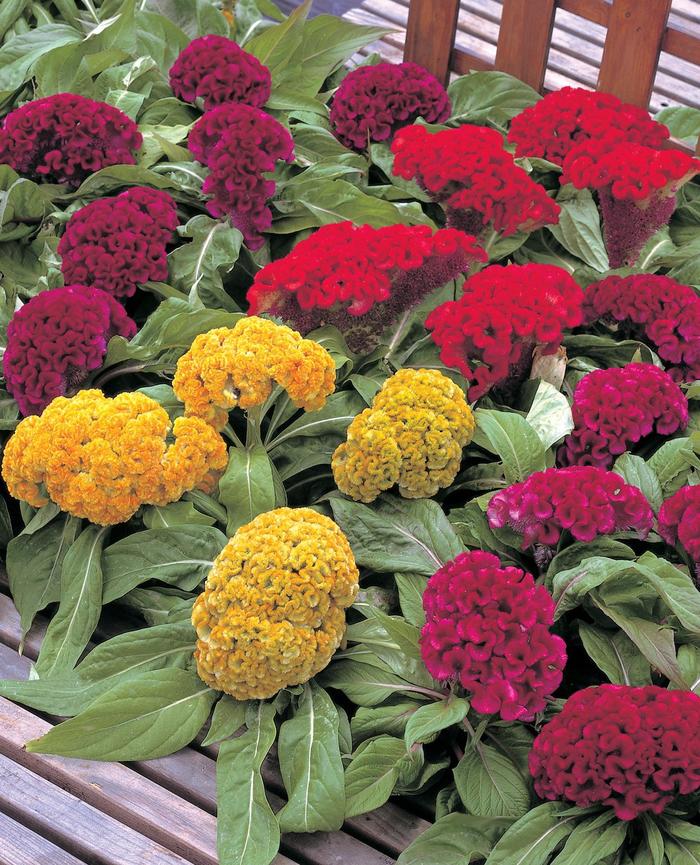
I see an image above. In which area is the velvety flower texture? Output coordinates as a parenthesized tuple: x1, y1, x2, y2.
(0, 93, 142, 188)
(58, 187, 178, 299)
(391, 124, 560, 237)
(420, 550, 566, 721)
(330, 61, 450, 151)
(658, 485, 700, 569)
(247, 221, 486, 352)
(3, 286, 136, 417)
(559, 363, 689, 469)
(426, 263, 583, 401)
(169, 34, 271, 110)
(530, 685, 700, 819)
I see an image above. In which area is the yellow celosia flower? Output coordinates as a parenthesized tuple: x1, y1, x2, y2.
(1, 389, 227, 526)
(192, 507, 359, 700)
(332, 368, 475, 502)
(172, 316, 336, 430)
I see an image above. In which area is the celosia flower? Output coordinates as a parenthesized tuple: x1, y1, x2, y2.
(173, 316, 335, 430)
(247, 221, 486, 352)
(420, 550, 565, 721)
(188, 103, 294, 249)
(1, 390, 227, 525)
(508, 86, 669, 165)
(332, 368, 474, 502)
(530, 684, 700, 819)
(3, 285, 136, 417)
(330, 61, 450, 151)
(58, 187, 178, 299)
(192, 507, 359, 699)
(583, 274, 700, 383)
(391, 124, 560, 237)
(169, 34, 271, 110)
(487, 466, 654, 547)
(426, 263, 583, 401)
(658, 485, 700, 569)
(559, 364, 689, 468)
(0, 93, 142, 188)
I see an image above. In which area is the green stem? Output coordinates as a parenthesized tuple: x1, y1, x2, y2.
(223, 423, 245, 450)
(263, 390, 289, 445)
(246, 405, 264, 448)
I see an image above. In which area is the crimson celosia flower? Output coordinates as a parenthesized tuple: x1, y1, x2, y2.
(58, 187, 178, 299)
(391, 124, 560, 237)
(530, 684, 700, 819)
(426, 263, 583, 400)
(420, 550, 566, 721)
(3, 286, 136, 416)
(658, 485, 700, 569)
(559, 364, 689, 469)
(0, 94, 142, 188)
(169, 34, 271, 110)
(329, 61, 450, 151)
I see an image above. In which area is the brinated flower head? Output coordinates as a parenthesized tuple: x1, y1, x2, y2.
(330, 61, 450, 151)
(332, 368, 475, 502)
(0, 93, 142, 188)
(559, 363, 689, 468)
(658, 485, 700, 569)
(3, 285, 136, 417)
(530, 684, 700, 819)
(247, 221, 486, 352)
(169, 34, 271, 110)
(58, 186, 178, 299)
(426, 263, 583, 401)
(420, 550, 566, 721)
(391, 124, 560, 237)
(192, 507, 359, 699)
(1, 389, 227, 525)
(173, 316, 336, 430)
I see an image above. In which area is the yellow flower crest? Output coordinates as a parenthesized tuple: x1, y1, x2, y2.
(172, 316, 336, 430)
(332, 368, 475, 503)
(1, 389, 228, 526)
(192, 507, 359, 700)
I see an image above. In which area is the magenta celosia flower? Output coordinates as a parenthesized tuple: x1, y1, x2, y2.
(530, 684, 700, 819)
(3, 286, 136, 416)
(169, 34, 271, 110)
(658, 485, 700, 569)
(0, 93, 142, 188)
(58, 186, 178, 299)
(420, 550, 566, 721)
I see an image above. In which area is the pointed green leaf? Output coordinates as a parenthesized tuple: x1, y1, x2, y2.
(454, 742, 530, 819)
(397, 813, 492, 865)
(405, 698, 469, 750)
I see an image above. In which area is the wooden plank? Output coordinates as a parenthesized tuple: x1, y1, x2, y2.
(0, 810, 88, 865)
(558, 0, 611, 28)
(404, 0, 459, 83)
(663, 24, 700, 64)
(495, 0, 557, 90)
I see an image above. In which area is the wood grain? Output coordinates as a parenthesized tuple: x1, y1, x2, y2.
(0, 810, 88, 865)
(404, 0, 460, 83)
(495, 0, 557, 89)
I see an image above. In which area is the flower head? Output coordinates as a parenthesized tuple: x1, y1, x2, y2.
(192, 507, 359, 699)
(658, 485, 700, 569)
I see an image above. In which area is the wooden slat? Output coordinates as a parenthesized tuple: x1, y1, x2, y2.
(558, 0, 611, 28)
(495, 0, 557, 89)
(0, 810, 88, 865)
(450, 48, 496, 75)
(404, 0, 460, 83)
(663, 24, 700, 64)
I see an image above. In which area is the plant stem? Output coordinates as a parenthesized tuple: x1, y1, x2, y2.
(246, 405, 264, 448)
(223, 423, 245, 450)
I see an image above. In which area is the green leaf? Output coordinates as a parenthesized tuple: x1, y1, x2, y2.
(546, 539, 636, 582)
(0, 168, 47, 241)
(245, 0, 310, 81)
(448, 71, 540, 126)
(676, 644, 700, 694)
(634, 553, 700, 635)
(648, 438, 700, 496)
(0, 23, 81, 95)
(396, 813, 492, 865)
(142, 501, 216, 528)
(64, 164, 179, 199)
(202, 695, 248, 746)
(141, 0, 229, 37)
(292, 123, 365, 168)
(487, 802, 579, 865)
(344, 735, 408, 817)
(121, 587, 194, 626)
(579, 622, 651, 685)
(473, 409, 547, 483)
(665, 838, 700, 865)
(525, 381, 574, 449)
(550, 813, 627, 865)
(219, 445, 284, 535)
(612, 454, 662, 512)
(552, 557, 636, 618)
(351, 700, 423, 743)
(454, 743, 530, 819)
(548, 186, 609, 272)
(319, 659, 432, 707)
(395, 573, 428, 628)
(656, 105, 700, 148)
(269, 390, 364, 450)
(370, 142, 431, 202)
(287, 178, 421, 228)
(405, 698, 469, 750)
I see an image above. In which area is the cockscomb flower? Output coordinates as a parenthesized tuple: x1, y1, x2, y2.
(169, 34, 271, 110)
(188, 103, 294, 249)
(330, 61, 450, 151)
(173, 316, 335, 431)
(426, 263, 583, 401)
(0, 93, 142, 188)
(659, 485, 700, 569)
(192, 507, 359, 700)
(559, 364, 689, 469)
(420, 550, 566, 721)
(530, 684, 700, 819)
(391, 124, 560, 237)
(508, 86, 669, 165)
(247, 221, 486, 352)
(1, 390, 227, 525)
(332, 368, 474, 503)
(3, 285, 136, 417)
(58, 187, 178, 299)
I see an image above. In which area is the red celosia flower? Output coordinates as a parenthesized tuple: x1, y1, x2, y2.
(3, 286, 136, 416)
(508, 87, 669, 165)
(169, 34, 271, 110)
(247, 221, 486, 352)
(329, 61, 450, 151)
(426, 263, 583, 400)
(0, 93, 142, 188)
(189, 103, 294, 250)
(658, 485, 700, 569)
(420, 550, 566, 721)
(59, 187, 178, 299)
(530, 684, 700, 819)
(559, 363, 689, 468)
(391, 124, 560, 237)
